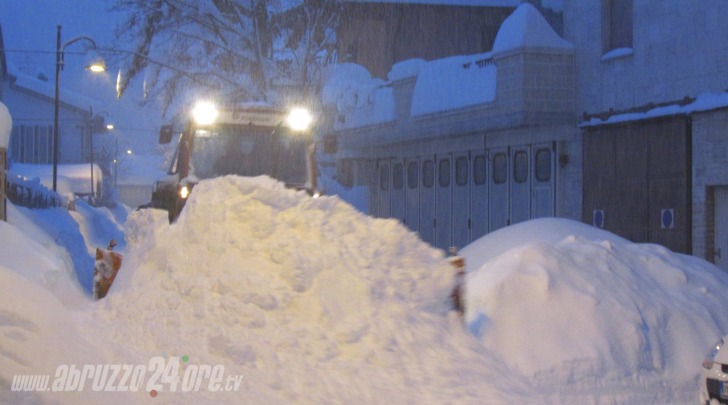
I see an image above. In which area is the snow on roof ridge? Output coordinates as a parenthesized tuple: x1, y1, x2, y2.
(7, 63, 102, 112)
(492, 2, 572, 55)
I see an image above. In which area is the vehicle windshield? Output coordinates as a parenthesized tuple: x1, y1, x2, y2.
(188, 124, 310, 185)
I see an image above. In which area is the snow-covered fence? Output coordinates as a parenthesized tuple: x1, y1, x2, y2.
(6, 175, 62, 209)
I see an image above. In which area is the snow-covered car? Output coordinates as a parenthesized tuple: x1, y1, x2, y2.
(702, 336, 728, 404)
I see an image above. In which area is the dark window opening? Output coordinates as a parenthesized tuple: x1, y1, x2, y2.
(407, 161, 418, 189)
(514, 151, 528, 183)
(379, 163, 389, 190)
(493, 153, 507, 184)
(423, 160, 434, 188)
(456, 156, 468, 186)
(473, 155, 487, 185)
(393, 163, 404, 190)
(603, 0, 633, 53)
(439, 158, 451, 187)
(535, 149, 552, 182)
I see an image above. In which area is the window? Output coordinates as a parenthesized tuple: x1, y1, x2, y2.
(493, 153, 507, 184)
(535, 149, 552, 182)
(10, 125, 53, 164)
(338, 159, 353, 188)
(514, 151, 528, 183)
(455, 156, 468, 186)
(379, 163, 389, 190)
(407, 161, 418, 189)
(393, 163, 404, 190)
(423, 160, 434, 188)
(439, 158, 450, 188)
(602, 0, 633, 53)
(473, 155, 487, 185)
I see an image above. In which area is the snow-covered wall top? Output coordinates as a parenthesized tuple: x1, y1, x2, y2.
(322, 2, 570, 129)
(411, 53, 496, 116)
(492, 2, 572, 55)
(0, 102, 11, 148)
(322, 64, 394, 130)
(581, 92, 728, 127)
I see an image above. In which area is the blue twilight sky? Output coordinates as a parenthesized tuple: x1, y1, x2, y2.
(0, 0, 163, 153)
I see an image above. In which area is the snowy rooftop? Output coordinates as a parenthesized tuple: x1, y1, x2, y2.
(7, 64, 103, 112)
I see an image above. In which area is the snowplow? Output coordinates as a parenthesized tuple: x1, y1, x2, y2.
(149, 102, 318, 222)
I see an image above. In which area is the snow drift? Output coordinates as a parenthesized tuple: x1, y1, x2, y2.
(4, 176, 728, 404)
(462, 218, 728, 403)
(89, 175, 525, 403)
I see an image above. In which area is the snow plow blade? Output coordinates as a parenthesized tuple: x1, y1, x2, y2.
(93, 241, 122, 300)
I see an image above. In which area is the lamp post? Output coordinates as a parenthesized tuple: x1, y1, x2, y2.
(52, 25, 105, 192)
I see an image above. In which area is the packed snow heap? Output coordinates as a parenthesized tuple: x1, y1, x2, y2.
(2, 175, 728, 404)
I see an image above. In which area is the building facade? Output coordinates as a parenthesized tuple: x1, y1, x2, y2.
(2, 68, 96, 166)
(322, 0, 728, 273)
(565, 0, 728, 269)
(322, 3, 578, 252)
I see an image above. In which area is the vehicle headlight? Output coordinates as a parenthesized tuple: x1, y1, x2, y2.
(179, 185, 190, 199)
(703, 338, 724, 370)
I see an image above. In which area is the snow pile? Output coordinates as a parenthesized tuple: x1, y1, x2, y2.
(491, 2, 573, 55)
(88, 175, 522, 403)
(4, 178, 728, 403)
(0, 215, 85, 307)
(462, 218, 728, 403)
(9, 163, 103, 197)
(321, 63, 394, 129)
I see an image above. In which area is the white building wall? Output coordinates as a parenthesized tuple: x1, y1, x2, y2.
(564, 0, 728, 115)
(3, 76, 92, 165)
(691, 109, 728, 260)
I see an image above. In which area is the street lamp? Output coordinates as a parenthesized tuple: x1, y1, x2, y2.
(52, 25, 106, 192)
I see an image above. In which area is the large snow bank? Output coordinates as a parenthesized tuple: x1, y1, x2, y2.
(0, 268, 134, 405)
(8, 203, 96, 295)
(462, 218, 728, 403)
(0, 210, 133, 404)
(86, 175, 523, 403)
(4, 178, 728, 403)
(0, 212, 85, 306)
